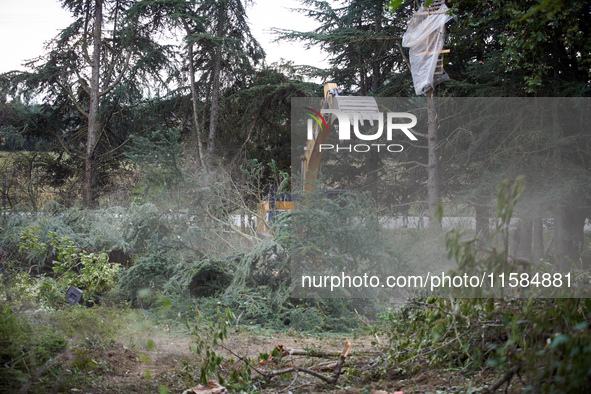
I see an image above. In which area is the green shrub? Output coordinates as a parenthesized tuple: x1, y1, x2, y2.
(189, 308, 257, 391)
(0, 304, 67, 391)
(49, 305, 129, 347)
(17, 226, 120, 302)
(118, 251, 176, 307)
(374, 178, 591, 391)
(0, 304, 32, 368)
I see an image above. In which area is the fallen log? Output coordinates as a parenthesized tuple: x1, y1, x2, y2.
(274, 344, 343, 358)
(484, 364, 520, 393)
(256, 340, 353, 385)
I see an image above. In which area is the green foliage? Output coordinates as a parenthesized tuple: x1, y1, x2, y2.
(443, 176, 553, 298)
(1, 0, 176, 205)
(189, 308, 254, 391)
(17, 225, 51, 263)
(377, 297, 591, 391)
(126, 128, 185, 199)
(0, 303, 33, 367)
(446, 0, 591, 96)
(240, 158, 291, 203)
(118, 252, 176, 307)
(190, 308, 233, 384)
(0, 304, 67, 391)
(376, 178, 591, 391)
(157, 238, 290, 328)
(277, 0, 413, 95)
(291, 187, 405, 299)
(0, 299, 139, 392)
(495, 176, 524, 227)
(224, 65, 318, 172)
(0, 151, 62, 211)
(1, 202, 177, 268)
(18, 226, 120, 302)
(292, 190, 384, 267)
(387, 0, 405, 13)
(49, 305, 129, 346)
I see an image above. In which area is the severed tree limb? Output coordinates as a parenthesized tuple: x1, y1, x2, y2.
(235, 310, 245, 327)
(310, 362, 339, 372)
(354, 308, 372, 328)
(329, 340, 352, 382)
(202, 206, 257, 241)
(274, 345, 374, 360)
(217, 339, 354, 385)
(217, 343, 267, 377)
(254, 341, 353, 385)
(262, 365, 335, 384)
(484, 364, 520, 393)
(276, 347, 342, 358)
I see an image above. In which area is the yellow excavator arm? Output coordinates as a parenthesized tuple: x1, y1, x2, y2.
(301, 83, 338, 192)
(257, 83, 379, 234)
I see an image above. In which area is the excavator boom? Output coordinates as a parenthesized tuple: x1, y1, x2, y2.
(257, 83, 379, 234)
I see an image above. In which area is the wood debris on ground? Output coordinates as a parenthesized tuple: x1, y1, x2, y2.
(183, 380, 228, 394)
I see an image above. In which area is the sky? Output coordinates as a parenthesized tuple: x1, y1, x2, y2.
(0, 0, 328, 74)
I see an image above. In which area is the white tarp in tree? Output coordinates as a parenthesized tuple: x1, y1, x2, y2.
(402, 4, 452, 96)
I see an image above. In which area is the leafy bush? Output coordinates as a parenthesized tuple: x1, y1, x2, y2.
(0, 179, 383, 334)
(118, 251, 176, 307)
(17, 226, 120, 305)
(0, 304, 67, 391)
(188, 307, 262, 392)
(49, 305, 130, 346)
(376, 297, 591, 391)
(374, 178, 591, 392)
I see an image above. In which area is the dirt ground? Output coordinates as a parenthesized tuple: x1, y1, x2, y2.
(77, 331, 378, 393)
(37, 328, 509, 394)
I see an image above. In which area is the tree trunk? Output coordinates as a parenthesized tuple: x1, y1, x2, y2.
(207, 4, 225, 153)
(425, 89, 440, 228)
(474, 203, 490, 248)
(185, 24, 207, 170)
(564, 206, 585, 264)
(85, 0, 102, 207)
(554, 206, 585, 269)
(532, 216, 544, 263)
(515, 219, 532, 259)
(554, 207, 568, 270)
(549, 100, 585, 269)
(371, 10, 381, 92)
(550, 98, 566, 268)
(367, 149, 379, 202)
(550, 100, 586, 269)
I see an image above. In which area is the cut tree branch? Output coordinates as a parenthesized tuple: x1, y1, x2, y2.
(484, 364, 520, 393)
(254, 341, 352, 385)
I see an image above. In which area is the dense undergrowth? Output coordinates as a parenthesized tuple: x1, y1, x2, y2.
(1, 176, 591, 392)
(0, 182, 385, 390)
(0, 302, 141, 392)
(374, 297, 591, 392)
